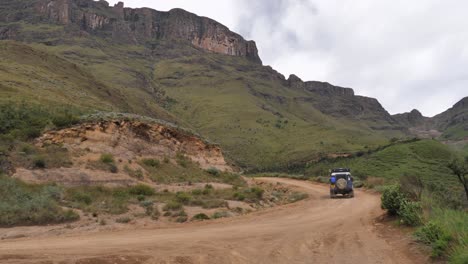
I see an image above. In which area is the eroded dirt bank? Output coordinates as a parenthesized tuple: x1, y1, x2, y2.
(0, 178, 427, 264)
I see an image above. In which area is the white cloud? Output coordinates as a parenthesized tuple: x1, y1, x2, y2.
(108, 0, 468, 117)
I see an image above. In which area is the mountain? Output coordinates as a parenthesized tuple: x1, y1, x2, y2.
(393, 98, 468, 140)
(433, 97, 468, 140)
(0, 0, 446, 170)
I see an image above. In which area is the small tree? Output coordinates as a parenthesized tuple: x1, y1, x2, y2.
(448, 157, 468, 201)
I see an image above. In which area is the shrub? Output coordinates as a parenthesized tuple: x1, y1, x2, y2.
(175, 192, 192, 204)
(398, 200, 423, 226)
(192, 213, 210, 221)
(212, 211, 230, 219)
(381, 185, 406, 215)
(33, 157, 46, 169)
(192, 189, 203, 196)
(142, 158, 160, 168)
(100, 153, 114, 164)
(129, 184, 155, 196)
(415, 221, 452, 257)
(163, 201, 183, 211)
(233, 192, 246, 201)
(206, 167, 220, 176)
(51, 113, 79, 129)
(72, 192, 93, 205)
(250, 187, 264, 199)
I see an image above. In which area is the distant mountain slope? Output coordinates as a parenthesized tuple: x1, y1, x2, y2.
(0, 0, 412, 169)
(393, 98, 468, 140)
(434, 97, 468, 140)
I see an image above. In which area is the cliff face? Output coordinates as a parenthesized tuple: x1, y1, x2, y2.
(30, 0, 261, 63)
(287, 74, 398, 127)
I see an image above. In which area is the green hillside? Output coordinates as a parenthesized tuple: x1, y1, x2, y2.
(0, 38, 403, 169)
(306, 139, 461, 187)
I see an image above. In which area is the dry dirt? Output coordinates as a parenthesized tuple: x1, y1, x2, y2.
(0, 178, 428, 264)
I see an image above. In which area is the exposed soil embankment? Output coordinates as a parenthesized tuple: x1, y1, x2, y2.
(13, 120, 232, 186)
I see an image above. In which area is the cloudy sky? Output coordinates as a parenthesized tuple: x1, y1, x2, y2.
(108, 0, 467, 117)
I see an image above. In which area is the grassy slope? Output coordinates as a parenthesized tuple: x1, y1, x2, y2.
(154, 53, 402, 169)
(0, 18, 406, 169)
(305, 139, 461, 187)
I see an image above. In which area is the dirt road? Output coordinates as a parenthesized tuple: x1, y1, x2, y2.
(0, 178, 426, 264)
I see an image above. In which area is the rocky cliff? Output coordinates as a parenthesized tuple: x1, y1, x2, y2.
(0, 0, 261, 63)
(287, 74, 399, 127)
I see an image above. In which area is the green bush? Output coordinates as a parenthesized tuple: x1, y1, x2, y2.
(72, 192, 93, 205)
(192, 213, 210, 221)
(142, 158, 160, 168)
(100, 153, 114, 164)
(129, 184, 155, 196)
(415, 221, 452, 257)
(51, 113, 79, 129)
(163, 201, 183, 211)
(233, 192, 246, 201)
(381, 185, 406, 215)
(212, 211, 230, 219)
(33, 156, 46, 169)
(398, 200, 423, 226)
(206, 167, 220, 176)
(175, 192, 192, 204)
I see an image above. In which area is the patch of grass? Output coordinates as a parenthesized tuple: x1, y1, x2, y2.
(129, 184, 155, 196)
(306, 140, 460, 190)
(142, 158, 160, 168)
(64, 186, 136, 215)
(0, 175, 79, 227)
(163, 201, 183, 211)
(100, 153, 115, 164)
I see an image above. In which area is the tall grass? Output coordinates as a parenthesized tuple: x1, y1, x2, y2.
(0, 175, 79, 226)
(425, 206, 468, 263)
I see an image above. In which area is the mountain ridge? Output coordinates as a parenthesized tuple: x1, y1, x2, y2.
(0, 0, 466, 169)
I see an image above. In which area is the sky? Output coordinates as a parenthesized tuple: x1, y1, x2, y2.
(107, 0, 468, 117)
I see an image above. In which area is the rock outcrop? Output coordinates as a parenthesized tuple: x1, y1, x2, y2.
(288, 74, 354, 97)
(30, 0, 261, 63)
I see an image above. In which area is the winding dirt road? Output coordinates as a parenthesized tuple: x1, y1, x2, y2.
(0, 178, 427, 264)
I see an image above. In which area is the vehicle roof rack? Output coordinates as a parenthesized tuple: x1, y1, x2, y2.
(331, 168, 351, 173)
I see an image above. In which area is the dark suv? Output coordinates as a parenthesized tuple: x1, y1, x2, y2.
(330, 168, 354, 198)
